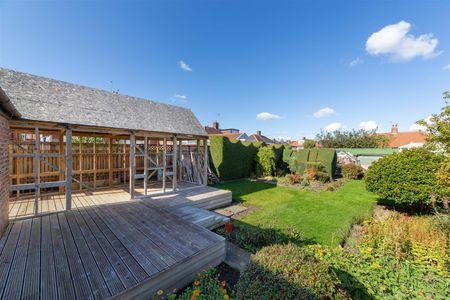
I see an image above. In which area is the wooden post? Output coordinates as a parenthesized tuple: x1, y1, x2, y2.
(79, 137, 83, 191)
(59, 132, 65, 193)
(203, 138, 208, 186)
(172, 135, 177, 191)
(129, 133, 135, 198)
(196, 139, 201, 185)
(162, 137, 167, 193)
(93, 138, 97, 189)
(108, 137, 113, 187)
(34, 127, 40, 215)
(65, 127, 72, 210)
(144, 136, 148, 195)
(178, 139, 182, 182)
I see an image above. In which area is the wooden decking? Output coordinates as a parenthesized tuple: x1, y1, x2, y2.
(0, 197, 226, 299)
(9, 183, 232, 220)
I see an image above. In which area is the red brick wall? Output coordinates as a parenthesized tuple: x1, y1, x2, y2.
(0, 112, 9, 236)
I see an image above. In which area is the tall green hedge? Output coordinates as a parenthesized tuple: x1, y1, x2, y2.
(283, 148, 337, 178)
(209, 136, 287, 180)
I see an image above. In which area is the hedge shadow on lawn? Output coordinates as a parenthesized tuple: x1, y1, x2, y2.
(227, 220, 317, 253)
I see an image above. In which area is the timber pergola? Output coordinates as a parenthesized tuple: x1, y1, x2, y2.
(1, 68, 209, 217)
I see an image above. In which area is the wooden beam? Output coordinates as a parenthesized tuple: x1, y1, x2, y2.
(129, 133, 136, 198)
(162, 138, 167, 193)
(196, 139, 201, 185)
(172, 136, 177, 191)
(93, 138, 97, 189)
(109, 137, 113, 187)
(59, 132, 65, 193)
(203, 138, 208, 186)
(34, 127, 40, 215)
(144, 136, 148, 196)
(65, 127, 72, 210)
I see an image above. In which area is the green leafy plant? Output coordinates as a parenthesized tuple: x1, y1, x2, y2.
(236, 244, 343, 300)
(152, 268, 232, 300)
(341, 163, 364, 179)
(316, 129, 389, 148)
(255, 146, 276, 177)
(365, 148, 447, 211)
(303, 139, 316, 148)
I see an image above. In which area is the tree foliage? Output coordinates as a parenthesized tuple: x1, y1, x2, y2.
(316, 129, 388, 148)
(303, 139, 316, 148)
(255, 146, 276, 177)
(416, 91, 450, 192)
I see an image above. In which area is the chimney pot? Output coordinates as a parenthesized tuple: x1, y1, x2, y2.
(391, 124, 399, 134)
(212, 121, 219, 130)
(256, 130, 261, 136)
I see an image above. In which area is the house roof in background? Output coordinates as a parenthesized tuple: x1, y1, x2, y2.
(250, 133, 274, 144)
(379, 131, 426, 148)
(0, 68, 207, 136)
(204, 126, 222, 134)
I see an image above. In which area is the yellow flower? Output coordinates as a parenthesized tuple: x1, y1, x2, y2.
(193, 289, 201, 296)
(157, 289, 164, 296)
(224, 295, 229, 299)
(172, 288, 177, 293)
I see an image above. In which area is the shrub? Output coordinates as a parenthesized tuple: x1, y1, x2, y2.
(255, 146, 276, 177)
(236, 244, 342, 300)
(286, 172, 301, 185)
(228, 223, 304, 253)
(341, 163, 364, 179)
(365, 148, 447, 210)
(153, 268, 231, 300)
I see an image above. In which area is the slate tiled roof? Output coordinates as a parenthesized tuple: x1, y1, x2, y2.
(0, 68, 207, 136)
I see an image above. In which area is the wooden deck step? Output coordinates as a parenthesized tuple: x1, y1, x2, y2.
(171, 206, 229, 230)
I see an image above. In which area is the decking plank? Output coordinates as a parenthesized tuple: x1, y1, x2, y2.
(21, 218, 42, 300)
(75, 195, 149, 283)
(0, 222, 23, 298)
(49, 213, 76, 300)
(71, 209, 130, 294)
(57, 213, 96, 300)
(40, 215, 58, 300)
(0, 223, 13, 256)
(88, 201, 170, 273)
(65, 211, 112, 299)
(2, 218, 32, 300)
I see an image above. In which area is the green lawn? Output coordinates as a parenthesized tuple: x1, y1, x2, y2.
(214, 180, 378, 246)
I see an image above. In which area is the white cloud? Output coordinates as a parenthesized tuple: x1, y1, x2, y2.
(366, 21, 440, 62)
(174, 94, 187, 100)
(409, 116, 431, 131)
(313, 107, 337, 118)
(324, 122, 344, 132)
(359, 120, 378, 131)
(349, 57, 364, 67)
(443, 64, 450, 70)
(178, 60, 192, 71)
(256, 112, 281, 121)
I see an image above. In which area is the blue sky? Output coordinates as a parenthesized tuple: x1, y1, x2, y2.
(1, 0, 449, 140)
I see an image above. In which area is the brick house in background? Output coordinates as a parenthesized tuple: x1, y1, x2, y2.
(205, 121, 252, 142)
(379, 124, 426, 149)
(249, 130, 275, 144)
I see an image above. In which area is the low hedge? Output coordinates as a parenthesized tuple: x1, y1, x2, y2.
(284, 148, 337, 178)
(235, 244, 342, 299)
